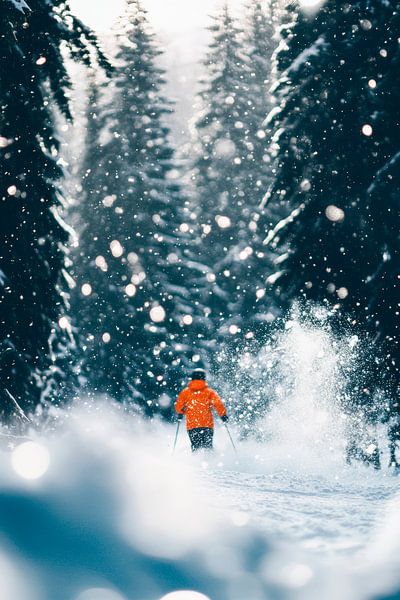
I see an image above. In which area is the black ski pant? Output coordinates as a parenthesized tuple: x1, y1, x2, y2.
(188, 427, 213, 452)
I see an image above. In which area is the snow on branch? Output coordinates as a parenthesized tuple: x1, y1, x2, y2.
(7, 0, 31, 13)
(288, 36, 328, 74)
(367, 151, 400, 195)
(263, 203, 305, 246)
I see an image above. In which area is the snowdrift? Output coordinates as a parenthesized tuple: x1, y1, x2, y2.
(0, 403, 399, 600)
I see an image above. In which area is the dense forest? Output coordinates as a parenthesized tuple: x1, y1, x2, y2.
(0, 0, 398, 434)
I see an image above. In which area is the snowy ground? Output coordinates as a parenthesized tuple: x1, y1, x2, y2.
(0, 311, 400, 600)
(190, 433, 400, 600)
(0, 405, 400, 600)
(1, 321, 399, 600)
(207, 463, 395, 559)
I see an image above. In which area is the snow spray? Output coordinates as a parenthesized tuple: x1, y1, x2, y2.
(213, 304, 367, 472)
(260, 309, 348, 470)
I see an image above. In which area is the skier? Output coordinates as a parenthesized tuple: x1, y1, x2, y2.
(175, 368, 228, 452)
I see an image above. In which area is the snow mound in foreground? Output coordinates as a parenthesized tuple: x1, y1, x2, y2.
(0, 404, 399, 600)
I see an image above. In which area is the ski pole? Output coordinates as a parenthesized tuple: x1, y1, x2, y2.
(224, 423, 237, 453)
(173, 420, 181, 453)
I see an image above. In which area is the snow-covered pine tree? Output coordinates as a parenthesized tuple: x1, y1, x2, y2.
(191, 4, 277, 345)
(242, 0, 274, 188)
(72, 0, 204, 414)
(363, 5, 400, 406)
(0, 0, 109, 418)
(264, 0, 400, 409)
(240, 0, 283, 328)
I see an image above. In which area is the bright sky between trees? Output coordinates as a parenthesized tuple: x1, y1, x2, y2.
(69, 0, 244, 34)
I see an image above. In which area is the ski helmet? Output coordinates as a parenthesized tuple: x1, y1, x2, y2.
(191, 368, 206, 380)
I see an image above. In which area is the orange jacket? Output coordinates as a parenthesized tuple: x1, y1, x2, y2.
(175, 379, 227, 430)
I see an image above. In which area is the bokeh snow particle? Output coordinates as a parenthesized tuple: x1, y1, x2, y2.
(95, 255, 108, 271)
(300, 179, 311, 192)
(256, 289, 266, 300)
(361, 124, 373, 137)
(213, 138, 236, 158)
(75, 589, 127, 600)
(110, 240, 124, 258)
(0, 136, 12, 148)
(125, 284, 136, 297)
(12, 442, 50, 480)
(150, 305, 166, 323)
(325, 205, 345, 223)
(103, 194, 117, 208)
(159, 592, 211, 600)
(337, 287, 349, 300)
(81, 283, 92, 296)
(7, 185, 17, 196)
(58, 316, 71, 330)
(215, 215, 231, 229)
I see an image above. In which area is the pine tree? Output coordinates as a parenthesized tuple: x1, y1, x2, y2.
(72, 0, 204, 414)
(364, 5, 400, 405)
(191, 4, 277, 345)
(242, 1, 274, 168)
(240, 0, 282, 329)
(0, 0, 109, 417)
(264, 0, 400, 408)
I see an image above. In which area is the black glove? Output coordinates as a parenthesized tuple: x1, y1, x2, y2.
(221, 415, 228, 423)
(177, 414, 184, 421)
